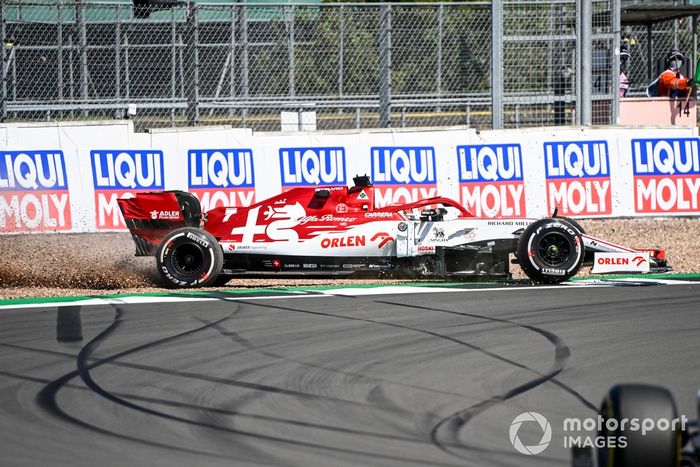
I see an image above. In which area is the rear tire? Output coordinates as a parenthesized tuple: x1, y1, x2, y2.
(156, 227, 223, 288)
(517, 218, 584, 283)
(597, 384, 681, 467)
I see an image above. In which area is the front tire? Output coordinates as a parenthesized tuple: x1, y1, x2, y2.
(517, 218, 584, 283)
(156, 227, 223, 288)
(597, 384, 681, 467)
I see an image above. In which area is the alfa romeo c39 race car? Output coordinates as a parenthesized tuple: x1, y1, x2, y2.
(117, 175, 669, 288)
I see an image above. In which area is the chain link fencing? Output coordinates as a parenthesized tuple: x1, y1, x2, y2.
(1, 0, 619, 132)
(624, 16, 697, 97)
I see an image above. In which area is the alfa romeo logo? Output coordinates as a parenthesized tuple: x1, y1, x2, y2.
(509, 412, 552, 455)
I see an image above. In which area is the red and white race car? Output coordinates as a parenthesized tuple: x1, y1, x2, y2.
(118, 175, 669, 288)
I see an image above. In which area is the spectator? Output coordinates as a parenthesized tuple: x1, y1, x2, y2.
(619, 46, 631, 97)
(648, 50, 694, 98)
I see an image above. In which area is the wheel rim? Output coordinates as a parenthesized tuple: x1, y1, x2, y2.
(171, 243, 204, 277)
(537, 232, 572, 268)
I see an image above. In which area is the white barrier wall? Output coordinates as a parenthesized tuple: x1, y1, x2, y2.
(1, 121, 698, 233)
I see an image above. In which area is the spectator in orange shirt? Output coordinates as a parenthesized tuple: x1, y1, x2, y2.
(657, 51, 694, 98)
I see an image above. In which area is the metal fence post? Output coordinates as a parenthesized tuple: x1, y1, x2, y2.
(287, 4, 295, 97)
(580, 0, 591, 125)
(240, 4, 249, 126)
(646, 23, 653, 86)
(673, 18, 678, 51)
(68, 34, 75, 117)
(124, 33, 130, 102)
(171, 6, 177, 126)
(693, 15, 698, 83)
(575, 0, 581, 124)
(115, 4, 122, 119)
(575, 0, 592, 125)
(379, 3, 392, 128)
(229, 5, 236, 119)
(491, 0, 503, 129)
(57, 3, 64, 115)
(185, 2, 200, 126)
(554, 4, 566, 125)
(339, 5, 344, 99)
(0, 0, 5, 122)
(77, 0, 89, 117)
(437, 4, 443, 105)
(612, 0, 620, 125)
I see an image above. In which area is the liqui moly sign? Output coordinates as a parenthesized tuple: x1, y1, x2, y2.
(371, 146, 437, 207)
(544, 141, 611, 216)
(0, 151, 71, 232)
(189, 149, 255, 212)
(632, 138, 700, 213)
(457, 144, 525, 218)
(279, 147, 346, 188)
(91, 150, 164, 230)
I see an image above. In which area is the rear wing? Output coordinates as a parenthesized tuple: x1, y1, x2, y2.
(117, 191, 201, 256)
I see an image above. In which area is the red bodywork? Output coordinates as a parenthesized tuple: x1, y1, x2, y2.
(118, 184, 472, 255)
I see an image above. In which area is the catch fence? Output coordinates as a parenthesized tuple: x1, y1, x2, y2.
(1, 0, 620, 132)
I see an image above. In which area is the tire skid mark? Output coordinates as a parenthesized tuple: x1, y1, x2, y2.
(375, 300, 597, 410)
(2, 370, 430, 446)
(374, 299, 598, 461)
(233, 300, 584, 451)
(196, 320, 429, 449)
(34, 306, 256, 464)
(26, 292, 590, 465)
(200, 318, 485, 402)
(201, 319, 453, 441)
(49, 302, 463, 467)
(3, 341, 416, 411)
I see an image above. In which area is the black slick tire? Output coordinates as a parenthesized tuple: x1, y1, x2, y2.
(517, 218, 584, 283)
(156, 227, 223, 288)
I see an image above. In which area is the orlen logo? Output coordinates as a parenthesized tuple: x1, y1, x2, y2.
(371, 147, 437, 207)
(544, 141, 611, 216)
(321, 235, 366, 249)
(632, 138, 700, 213)
(371, 231, 394, 249)
(596, 255, 646, 266)
(457, 144, 525, 218)
(91, 150, 164, 230)
(279, 147, 345, 188)
(0, 151, 71, 232)
(189, 149, 255, 212)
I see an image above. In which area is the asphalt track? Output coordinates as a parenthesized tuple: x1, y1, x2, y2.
(1, 283, 699, 466)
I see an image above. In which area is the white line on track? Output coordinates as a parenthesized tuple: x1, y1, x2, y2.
(0, 283, 618, 311)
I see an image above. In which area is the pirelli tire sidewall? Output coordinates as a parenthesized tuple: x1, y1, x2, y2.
(156, 228, 224, 288)
(517, 219, 584, 284)
(555, 216, 586, 235)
